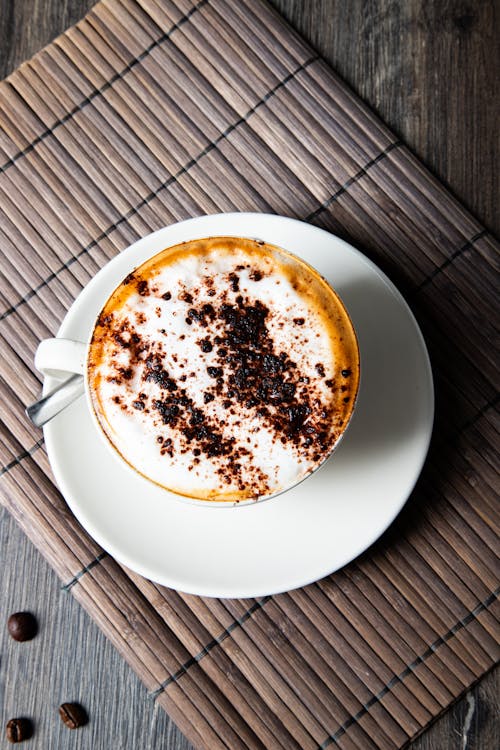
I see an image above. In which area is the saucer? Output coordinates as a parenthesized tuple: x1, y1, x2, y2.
(43, 213, 434, 598)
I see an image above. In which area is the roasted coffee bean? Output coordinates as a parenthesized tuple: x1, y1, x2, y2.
(7, 612, 38, 642)
(59, 703, 88, 730)
(6, 718, 33, 743)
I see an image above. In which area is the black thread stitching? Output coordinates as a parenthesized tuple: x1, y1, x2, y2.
(305, 140, 403, 222)
(61, 551, 109, 591)
(304, 149, 490, 297)
(319, 587, 499, 748)
(416, 229, 488, 292)
(150, 596, 272, 699)
(461, 393, 500, 431)
(0, 437, 45, 478)
(0, 55, 319, 324)
(0, 0, 209, 174)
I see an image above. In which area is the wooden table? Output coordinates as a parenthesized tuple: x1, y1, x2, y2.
(0, 1, 497, 748)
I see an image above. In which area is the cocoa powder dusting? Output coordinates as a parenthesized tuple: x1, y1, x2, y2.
(91, 265, 347, 496)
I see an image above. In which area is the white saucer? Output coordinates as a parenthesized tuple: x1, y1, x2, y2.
(44, 213, 434, 598)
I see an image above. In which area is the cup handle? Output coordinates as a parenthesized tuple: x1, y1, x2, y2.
(35, 338, 87, 379)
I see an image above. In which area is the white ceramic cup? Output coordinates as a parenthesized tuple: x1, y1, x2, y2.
(35, 238, 360, 506)
(35, 338, 86, 381)
(34, 331, 359, 509)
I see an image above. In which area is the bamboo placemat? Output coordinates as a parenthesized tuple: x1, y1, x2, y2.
(0, 0, 498, 747)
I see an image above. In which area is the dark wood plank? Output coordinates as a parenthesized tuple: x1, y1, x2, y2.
(270, 0, 499, 237)
(0, 1, 497, 749)
(0, 0, 96, 79)
(0, 505, 194, 750)
(410, 668, 499, 750)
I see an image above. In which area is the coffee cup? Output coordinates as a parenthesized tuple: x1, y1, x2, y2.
(35, 236, 359, 504)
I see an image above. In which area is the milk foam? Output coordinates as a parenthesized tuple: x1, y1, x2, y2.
(88, 238, 358, 501)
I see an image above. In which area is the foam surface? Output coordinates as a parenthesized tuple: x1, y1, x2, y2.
(88, 238, 358, 500)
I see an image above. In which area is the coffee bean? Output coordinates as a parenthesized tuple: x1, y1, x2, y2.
(7, 612, 38, 642)
(5, 718, 33, 743)
(59, 703, 88, 730)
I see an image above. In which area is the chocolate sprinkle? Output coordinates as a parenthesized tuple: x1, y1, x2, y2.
(199, 338, 213, 353)
(315, 363, 326, 377)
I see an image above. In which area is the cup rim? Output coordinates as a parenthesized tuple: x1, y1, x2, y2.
(83, 234, 360, 507)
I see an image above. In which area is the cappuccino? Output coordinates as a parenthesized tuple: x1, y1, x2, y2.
(87, 237, 359, 501)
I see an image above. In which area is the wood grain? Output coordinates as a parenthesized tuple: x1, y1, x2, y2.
(0, 507, 193, 749)
(270, 0, 499, 238)
(0, 1, 498, 749)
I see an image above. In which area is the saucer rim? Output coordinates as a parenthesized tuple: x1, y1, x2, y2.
(43, 213, 434, 598)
